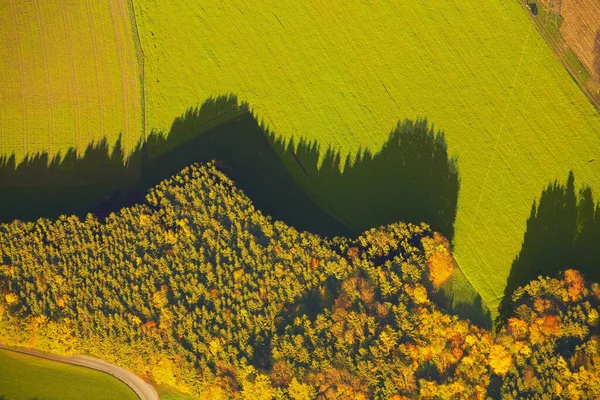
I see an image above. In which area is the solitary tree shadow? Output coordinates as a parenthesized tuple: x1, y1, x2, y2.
(0, 95, 459, 241)
(497, 171, 600, 326)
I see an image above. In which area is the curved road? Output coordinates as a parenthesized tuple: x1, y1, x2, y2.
(0, 344, 158, 400)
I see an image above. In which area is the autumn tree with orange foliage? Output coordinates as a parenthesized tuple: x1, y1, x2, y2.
(498, 269, 600, 399)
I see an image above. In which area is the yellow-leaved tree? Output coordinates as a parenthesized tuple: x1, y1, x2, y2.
(489, 344, 513, 376)
(422, 233, 455, 289)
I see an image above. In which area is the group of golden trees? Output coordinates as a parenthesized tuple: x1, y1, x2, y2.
(1, 162, 599, 399)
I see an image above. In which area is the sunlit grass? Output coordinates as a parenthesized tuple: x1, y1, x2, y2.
(0, 349, 138, 400)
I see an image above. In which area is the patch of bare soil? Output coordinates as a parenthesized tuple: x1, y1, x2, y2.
(556, 0, 600, 81)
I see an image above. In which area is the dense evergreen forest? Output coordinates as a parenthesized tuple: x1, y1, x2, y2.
(1, 162, 599, 399)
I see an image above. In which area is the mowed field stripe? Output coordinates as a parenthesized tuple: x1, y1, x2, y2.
(84, 0, 106, 138)
(59, 1, 81, 150)
(109, 0, 131, 142)
(9, 2, 28, 152)
(468, 20, 535, 241)
(33, 0, 55, 154)
(125, 0, 146, 138)
(109, 0, 145, 146)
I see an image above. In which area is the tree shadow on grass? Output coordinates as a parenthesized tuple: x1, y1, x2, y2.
(271, 119, 460, 240)
(0, 95, 349, 236)
(497, 172, 600, 327)
(0, 95, 459, 241)
(142, 105, 351, 237)
(0, 137, 139, 223)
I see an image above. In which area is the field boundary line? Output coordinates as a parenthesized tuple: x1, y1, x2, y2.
(125, 0, 146, 141)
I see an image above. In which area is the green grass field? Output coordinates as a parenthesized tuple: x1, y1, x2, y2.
(133, 0, 600, 310)
(0, 349, 138, 400)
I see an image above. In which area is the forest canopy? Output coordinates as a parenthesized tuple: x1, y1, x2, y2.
(1, 162, 599, 399)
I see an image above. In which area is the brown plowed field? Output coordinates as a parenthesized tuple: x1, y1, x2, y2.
(556, 0, 600, 80)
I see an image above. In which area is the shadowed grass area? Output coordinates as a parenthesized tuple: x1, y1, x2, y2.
(0, 95, 347, 237)
(433, 267, 492, 329)
(498, 172, 600, 326)
(0, 349, 138, 400)
(270, 118, 459, 239)
(141, 109, 351, 237)
(0, 96, 247, 224)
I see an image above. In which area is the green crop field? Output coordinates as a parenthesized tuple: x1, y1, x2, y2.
(0, 0, 143, 160)
(0, 349, 138, 400)
(133, 0, 600, 310)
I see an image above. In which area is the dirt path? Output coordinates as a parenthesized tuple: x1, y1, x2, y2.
(0, 344, 158, 400)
